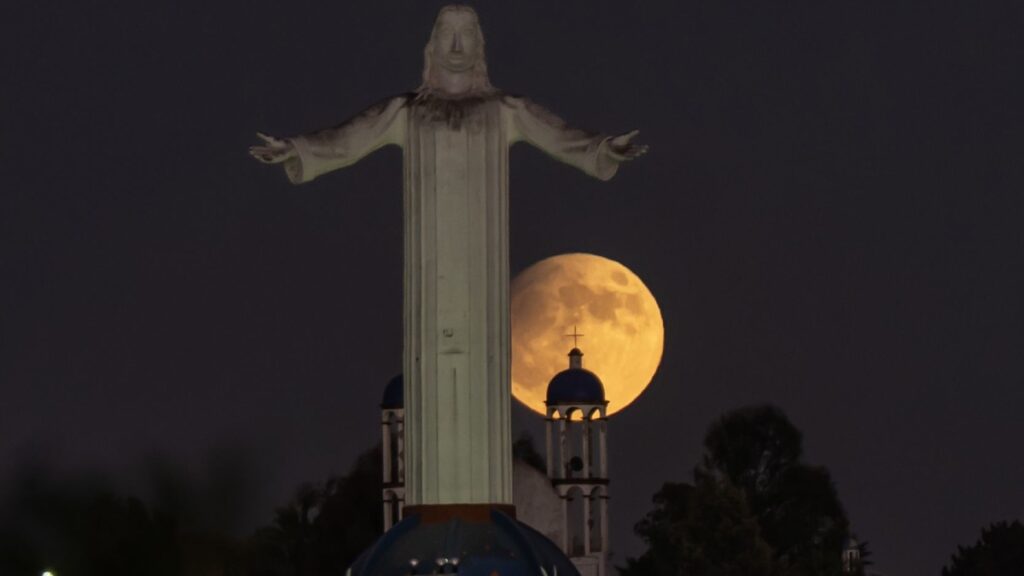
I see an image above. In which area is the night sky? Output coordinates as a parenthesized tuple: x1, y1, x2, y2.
(2, 2, 1023, 575)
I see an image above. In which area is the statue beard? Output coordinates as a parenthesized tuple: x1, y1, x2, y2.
(416, 45, 497, 130)
(413, 91, 497, 131)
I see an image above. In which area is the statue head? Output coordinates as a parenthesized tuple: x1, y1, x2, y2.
(419, 5, 494, 98)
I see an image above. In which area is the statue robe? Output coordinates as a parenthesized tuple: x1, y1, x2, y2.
(284, 93, 617, 506)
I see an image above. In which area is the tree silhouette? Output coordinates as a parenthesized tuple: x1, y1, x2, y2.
(621, 477, 774, 576)
(702, 405, 803, 498)
(942, 520, 1024, 576)
(0, 446, 382, 576)
(0, 462, 234, 576)
(242, 445, 383, 576)
(702, 405, 849, 576)
(621, 405, 852, 576)
(513, 433, 547, 473)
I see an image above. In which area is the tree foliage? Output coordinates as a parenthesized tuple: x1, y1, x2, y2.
(621, 405, 852, 576)
(942, 521, 1024, 576)
(513, 433, 547, 473)
(0, 446, 384, 576)
(702, 405, 803, 499)
(622, 478, 774, 576)
(0, 461, 239, 576)
(242, 445, 383, 576)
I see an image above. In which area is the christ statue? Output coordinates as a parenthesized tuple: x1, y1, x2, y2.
(250, 5, 646, 509)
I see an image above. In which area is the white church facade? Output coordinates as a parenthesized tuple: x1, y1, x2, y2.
(379, 346, 612, 576)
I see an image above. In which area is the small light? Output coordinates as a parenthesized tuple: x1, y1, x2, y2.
(450, 557, 460, 566)
(436, 557, 448, 566)
(409, 558, 420, 567)
(42, 571, 56, 576)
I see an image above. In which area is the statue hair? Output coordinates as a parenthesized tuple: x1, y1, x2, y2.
(416, 5, 495, 99)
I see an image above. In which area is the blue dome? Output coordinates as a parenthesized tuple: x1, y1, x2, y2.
(348, 507, 579, 576)
(381, 374, 403, 409)
(546, 368, 606, 405)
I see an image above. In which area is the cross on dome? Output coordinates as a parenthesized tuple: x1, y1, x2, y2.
(564, 325, 584, 349)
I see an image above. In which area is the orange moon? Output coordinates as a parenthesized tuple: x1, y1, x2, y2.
(510, 253, 664, 416)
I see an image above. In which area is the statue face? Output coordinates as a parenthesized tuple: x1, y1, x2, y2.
(431, 10, 483, 73)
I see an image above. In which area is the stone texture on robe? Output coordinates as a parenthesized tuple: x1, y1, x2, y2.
(284, 93, 615, 506)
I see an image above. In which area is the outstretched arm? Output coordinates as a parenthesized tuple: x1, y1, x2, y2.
(249, 95, 408, 184)
(505, 96, 647, 181)
(250, 132, 296, 164)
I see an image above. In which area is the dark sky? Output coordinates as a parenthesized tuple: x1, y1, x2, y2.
(2, 2, 1023, 574)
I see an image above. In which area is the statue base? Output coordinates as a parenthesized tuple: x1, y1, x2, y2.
(347, 505, 578, 576)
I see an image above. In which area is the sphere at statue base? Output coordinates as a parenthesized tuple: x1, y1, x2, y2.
(347, 506, 579, 576)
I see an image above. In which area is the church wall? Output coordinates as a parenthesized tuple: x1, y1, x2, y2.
(512, 458, 564, 544)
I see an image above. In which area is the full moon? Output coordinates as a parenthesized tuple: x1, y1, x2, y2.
(510, 253, 664, 416)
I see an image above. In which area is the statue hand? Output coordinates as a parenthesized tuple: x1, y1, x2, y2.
(606, 130, 649, 162)
(249, 132, 297, 164)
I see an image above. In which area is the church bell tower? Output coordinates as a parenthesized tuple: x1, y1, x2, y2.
(380, 374, 405, 530)
(545, 346, 610, 576)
